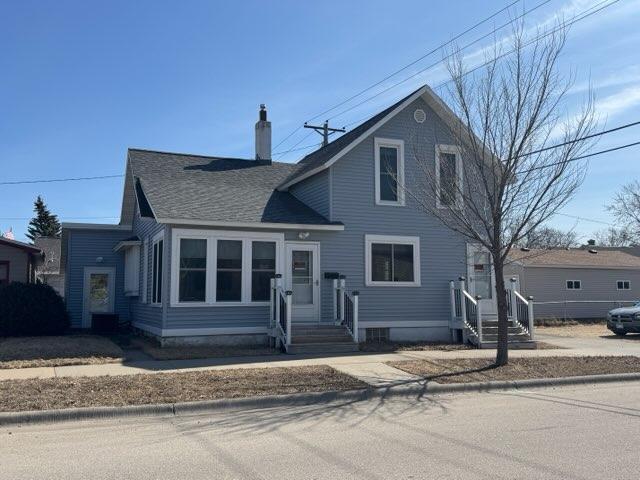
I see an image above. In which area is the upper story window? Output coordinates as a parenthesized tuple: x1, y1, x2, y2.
(374, 138, 405, 206)
(617, 280, 630, 290)
(365, 234, 420, 287)
(436, 144, 463, 208)
(566, 280, 581, 290)
(171, 229, 283, 306)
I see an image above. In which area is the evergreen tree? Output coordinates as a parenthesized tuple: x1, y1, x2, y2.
(26, 196, 61, 241)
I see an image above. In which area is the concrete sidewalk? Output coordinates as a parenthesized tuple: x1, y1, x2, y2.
(0, 332, 637, 386)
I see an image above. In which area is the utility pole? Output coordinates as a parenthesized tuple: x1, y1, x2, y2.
(304, 121, 346, 147)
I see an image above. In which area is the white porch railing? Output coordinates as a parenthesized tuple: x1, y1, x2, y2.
(333, 276, 359, 343)
(450, 276, 535, 345)
(270, 274, 291, 348)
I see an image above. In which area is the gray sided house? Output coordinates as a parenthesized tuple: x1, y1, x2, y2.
(0, 237, 41, 286)
(62, 85, 536, 351)
(506, 248, 640, 320)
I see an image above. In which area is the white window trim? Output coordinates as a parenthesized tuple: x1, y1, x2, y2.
(566, 279, 582, 290)
(170, 229, 284, 307)
(374, 137, 405, 206)
(435, 144, 464, 209)
(364, 234, 421, 287)
(142, 238, 149, 303)
(150, 230, 165, 306)
(617, 280, 631, 290)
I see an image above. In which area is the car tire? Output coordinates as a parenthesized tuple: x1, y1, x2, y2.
(614, 329, 627, 336)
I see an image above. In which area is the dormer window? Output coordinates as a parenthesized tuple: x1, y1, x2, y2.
(374, 138, 405, 206)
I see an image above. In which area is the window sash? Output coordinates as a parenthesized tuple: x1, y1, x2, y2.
(179, 239, 207, 302)
(375, 138, 404, 206)
(152, 239, 163, 304)
(436, 146, 462, 208)
(566, 280, 581, 290)
(617, 280, 630, 290)
(366, 235, 419, 286)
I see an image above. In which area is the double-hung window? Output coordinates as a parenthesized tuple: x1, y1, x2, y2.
(374, 138, 405, 206)
(365, 235, 420, 286)
(566, 280, 581, 290)
(151, 234, 164, 304)
(171, 230, 282, 306)
(617, 280, 630, 290)
(436, 144, 463, 208)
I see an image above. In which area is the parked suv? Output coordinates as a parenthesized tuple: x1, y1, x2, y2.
(607, 302, 640, 335)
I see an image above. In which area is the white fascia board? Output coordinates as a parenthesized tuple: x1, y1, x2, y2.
(157, 218, 344, 231)
(62, 223, 132, 231)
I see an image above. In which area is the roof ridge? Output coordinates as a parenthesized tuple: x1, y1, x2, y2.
(128, 148, 295, 166)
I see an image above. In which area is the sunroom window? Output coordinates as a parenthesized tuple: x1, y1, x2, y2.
(178, 239, 207, 302)
(216, 240, 243, 302)
(171, 230, 282, 306)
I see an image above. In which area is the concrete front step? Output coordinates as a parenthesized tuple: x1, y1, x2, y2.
(291, 335, 354, 344)
(285, 342, 360, 354)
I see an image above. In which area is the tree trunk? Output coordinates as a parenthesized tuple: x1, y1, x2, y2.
(493, 258, 509, 366)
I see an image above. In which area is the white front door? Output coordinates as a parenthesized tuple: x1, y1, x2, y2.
(82, 267, 116, 328)
(285, 243, 320, 323)
(466, 244, 497, 316)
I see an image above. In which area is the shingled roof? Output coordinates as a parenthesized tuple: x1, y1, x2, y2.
(127, 149, 341, 228)
(508, 248, 640, 269)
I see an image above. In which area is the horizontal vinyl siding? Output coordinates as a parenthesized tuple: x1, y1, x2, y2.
(523, 266, 640, 319)
(288, 97, 467, 333)
(130, 213, 164, 330)
(0, 245, 30, 283)
(65, 229, 131, 328)
(289, 169, 330, 219)
(163, 224, 273, 330)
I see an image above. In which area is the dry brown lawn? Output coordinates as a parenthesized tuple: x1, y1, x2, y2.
(131, 336, 278, 360)
(0, 365, 365, 412)
(359, 341, 473, 353)
(0, 335, 123, 369)
(388, 356, 640, 384)
(537, 323, 611, 338)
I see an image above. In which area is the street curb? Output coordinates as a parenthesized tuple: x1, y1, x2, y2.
(3, 372, 640, 427)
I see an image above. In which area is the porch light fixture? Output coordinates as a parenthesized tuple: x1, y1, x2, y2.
(96, 256, 104, 263)
(298, 231, 310, 240)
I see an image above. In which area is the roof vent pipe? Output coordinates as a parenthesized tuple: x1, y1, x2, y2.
(255, 104, 271, 164)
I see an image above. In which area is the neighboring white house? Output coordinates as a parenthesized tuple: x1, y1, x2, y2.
(506, 248, 640, 320)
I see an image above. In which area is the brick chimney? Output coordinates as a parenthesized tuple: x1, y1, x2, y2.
(255, 104, 271, 163)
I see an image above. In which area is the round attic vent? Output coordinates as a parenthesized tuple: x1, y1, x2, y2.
(414, 108, 426, 123)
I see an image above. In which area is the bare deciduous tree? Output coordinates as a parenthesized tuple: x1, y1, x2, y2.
(593, 227, 638, 247)
(516, 225, 579, 249)
(607, 181, 640, 240)
(405, 23, 596, 365)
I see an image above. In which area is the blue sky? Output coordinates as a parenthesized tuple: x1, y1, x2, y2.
(1, 0, 639, 241)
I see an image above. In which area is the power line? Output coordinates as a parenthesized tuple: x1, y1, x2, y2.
(273, 142, 322, 156)
(555, 213, 614, 226)
(520, 139, 640, 174)
(327, 0, 619, 123)
(305, 0, 528, 124)
(0, 216, 119, 221)
(272, 0, 536, 152)
(0, 174, 124, 186)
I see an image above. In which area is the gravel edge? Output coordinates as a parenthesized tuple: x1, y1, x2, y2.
(2, 371, 640, 427)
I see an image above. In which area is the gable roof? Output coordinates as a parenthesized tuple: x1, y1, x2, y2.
(277, 84, 483, 191)
(0, 236, 41, 254)
(508, 248, 640, 269)
(126, 149, 343, 229)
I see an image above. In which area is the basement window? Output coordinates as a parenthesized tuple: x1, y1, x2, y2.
(366, 328, 390, 343)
